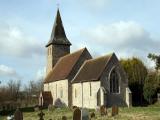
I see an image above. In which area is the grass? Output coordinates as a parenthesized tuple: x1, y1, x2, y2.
(0, 105, 160, 120)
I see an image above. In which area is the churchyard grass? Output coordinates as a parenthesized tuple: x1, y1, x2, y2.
(0, 105, 160, 120)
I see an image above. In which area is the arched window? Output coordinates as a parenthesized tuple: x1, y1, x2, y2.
(110, 69, 119, 93)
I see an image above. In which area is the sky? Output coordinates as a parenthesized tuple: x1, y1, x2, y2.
(0, 0, 160, 86)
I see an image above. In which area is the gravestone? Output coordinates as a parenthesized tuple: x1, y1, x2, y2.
(38, 110, 45, 120)
(112, 106, 118, 116)
(95, 106, 100, 114)
(54, 98, 65, 108)
(100, 105, 107, 116)
(73, 108, 81, 120)
(62, 116, 67, 120)
(90, 112, 95, 119)
(157, 93, 160, 101)
(48, 104, 55, 112)
(14, 108, 23, 120)
(34, 105, 40, 112)
(81, 108, 89, 120)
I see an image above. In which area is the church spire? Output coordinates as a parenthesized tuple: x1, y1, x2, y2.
(46, 9, 71, 47)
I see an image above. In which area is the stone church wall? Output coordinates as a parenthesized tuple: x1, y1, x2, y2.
(72, 81, 100, 109)
(44, 79, 69, 106)
(68, 49, 92, 106)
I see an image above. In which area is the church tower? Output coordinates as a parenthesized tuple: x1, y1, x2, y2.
(46, 9, 71, 74)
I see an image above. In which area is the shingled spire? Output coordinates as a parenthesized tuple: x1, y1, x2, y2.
(46, 9, 71, 47)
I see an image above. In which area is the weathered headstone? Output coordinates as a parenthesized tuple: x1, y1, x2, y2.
(34, 105, 40, 112)
(54, 98, 65, 108)
(38, 110, 45, 120)
(48, 104, 55, 111)
(100, 105, 107, 116)
(157, 93, 160, 101)
(62, 116, 67, 120)
(81, 108, 89, 120)
(73, 108, 81, 120)
(90, 112, 95, 119)
(112, 106, 118, 116)
(14, 108, 23, 120)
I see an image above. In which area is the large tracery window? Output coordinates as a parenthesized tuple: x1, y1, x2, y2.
(110, 69, 119, 93)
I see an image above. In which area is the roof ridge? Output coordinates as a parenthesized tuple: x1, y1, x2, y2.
(85, 52, 114, 62)
(59, 47, 86, 60)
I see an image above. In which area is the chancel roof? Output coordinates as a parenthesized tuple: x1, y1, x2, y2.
(72, 53, 115, 83)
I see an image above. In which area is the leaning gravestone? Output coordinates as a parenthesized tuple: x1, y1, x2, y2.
(14, 108, 23, 120)
(73, 108, 81, 120)
(81, 108, 89, 120)
(100, 106, 107, 116)
(112, 106, 118, 116)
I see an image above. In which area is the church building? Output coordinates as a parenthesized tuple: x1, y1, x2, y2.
(43, 9, 132, 108)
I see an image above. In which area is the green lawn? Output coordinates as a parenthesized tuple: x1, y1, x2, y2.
(0, 106, 160, 120)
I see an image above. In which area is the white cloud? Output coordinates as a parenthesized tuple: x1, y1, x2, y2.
(0, 23, 45, 58)
(0, 64, 21, 79)
(81, 21, 160, 67)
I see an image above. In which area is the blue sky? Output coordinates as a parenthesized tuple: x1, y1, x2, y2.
(0, 0, 160, 86)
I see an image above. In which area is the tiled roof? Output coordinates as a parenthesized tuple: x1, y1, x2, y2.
(44, 48, 90, 83)
(72, 53, 114, 83)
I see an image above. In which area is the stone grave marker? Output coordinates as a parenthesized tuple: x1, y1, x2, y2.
(81, 108, 89, 120)
(73, 108, 81, 120)
(48, 104, 55, 112)
(34, 105, 40, 112)
(112, 106, 118, 116)
(100, 105, 107, 116)
(38, 110, 45, 120)
(157, 93, 160, 101)
(14, 108, 23, 120)
(90, 112, 95, 119)
(62, 116, 67, 120)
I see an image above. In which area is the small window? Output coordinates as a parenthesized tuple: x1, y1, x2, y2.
(60, 88, 63, 98)
(90, 82, 92, 96)
(56, 84, 57, 97)
(75, 88, 77, 98)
